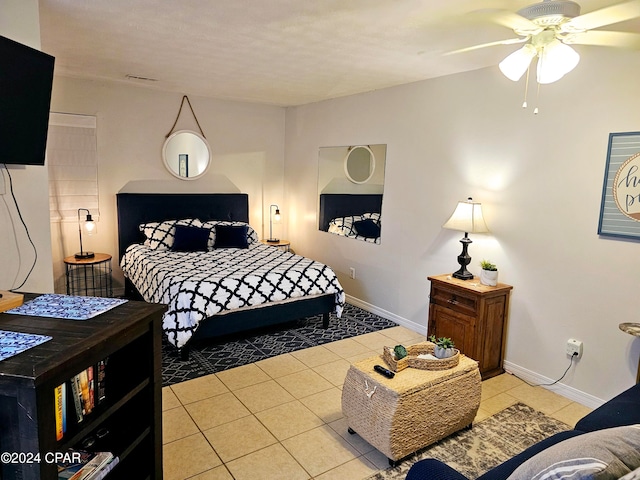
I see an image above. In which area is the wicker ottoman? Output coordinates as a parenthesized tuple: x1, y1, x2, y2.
(341, 349, 481, 463)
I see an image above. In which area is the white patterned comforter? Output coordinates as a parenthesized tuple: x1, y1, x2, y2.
(121, 243, 345, 348)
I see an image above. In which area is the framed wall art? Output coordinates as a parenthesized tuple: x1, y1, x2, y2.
(598, 131, 640, 240)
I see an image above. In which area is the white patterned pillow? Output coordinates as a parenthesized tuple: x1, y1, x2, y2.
(201, 220, 258, 249)
(139, 218, 203, 250)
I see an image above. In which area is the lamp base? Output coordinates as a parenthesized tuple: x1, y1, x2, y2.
(266, 238, 280, 243)
(452, 269, 474, 281)
(75, 251, 95, 259)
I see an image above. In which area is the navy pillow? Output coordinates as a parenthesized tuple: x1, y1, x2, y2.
(353, 219, 380, 238)
(171, 225, 210, 252)
(214, 224, 249, 249)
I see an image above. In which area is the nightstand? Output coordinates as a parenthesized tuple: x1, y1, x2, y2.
(427, 274, 513, 380)
(64, 253, 113, 297)
(260, 239, 291, 252)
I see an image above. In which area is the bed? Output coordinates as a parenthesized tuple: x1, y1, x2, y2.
(319, 193, 383, 243)
(117, 193, 345, 357)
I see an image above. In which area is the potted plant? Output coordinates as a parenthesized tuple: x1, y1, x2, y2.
(428, 335, 456, 359)
(480, 259, 498, 286)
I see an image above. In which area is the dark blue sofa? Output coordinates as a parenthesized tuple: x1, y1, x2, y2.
(405, 383, 640, 480)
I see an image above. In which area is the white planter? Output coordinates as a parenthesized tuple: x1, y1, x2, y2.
(480, 269, 498, 286)
(434, 346, 455, 359)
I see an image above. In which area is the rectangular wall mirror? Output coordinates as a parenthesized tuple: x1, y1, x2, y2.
(317, 144, 386, 244)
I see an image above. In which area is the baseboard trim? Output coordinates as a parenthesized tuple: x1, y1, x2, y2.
(503, 360, 605, 409)
(345, 294, 426, 335)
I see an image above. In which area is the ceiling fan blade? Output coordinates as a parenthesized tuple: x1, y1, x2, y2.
(564, 30, 640, 48)
(561, 0, 640, 32)
(473, 9, 543, 35)
(445, 37, 529, 55)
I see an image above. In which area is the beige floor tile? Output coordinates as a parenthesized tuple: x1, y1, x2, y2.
(163, 433, 222, 480)
(187, 466, 234, 480)
(314, 457, 379, 480)
(352, 331, 396, 351)
(185, 392, 251, 431)
(255, 400, 324, 440)
(473, 406, 492, 423)
(233, 379, 295, 413)
(256, 353, 308, 378)
(328, 417, 376, 455)
(299, 387, 344, 423)
(379, 326, 422, 343)
(215, 363, 271, 391)
(281, 425, 361, 477)
(170, 374, 229, 405)
(163, 406, 199, 444)
(479, 392, 518, 416)
(483, 372, 525, 392)
(508, 383, 572, 415)
(203, 415, 277, 462)
(291, 345, 341, 367)
(323, 338, 373, 358)
(276, 369, 334, 398)
(313, 359, 351, 386)
(163, 386, 181, 411)
(345, 350, 380, 364)
(550, 402, 593, 427)
(225, 443, 310, 480)
(363, 448, 391, 470)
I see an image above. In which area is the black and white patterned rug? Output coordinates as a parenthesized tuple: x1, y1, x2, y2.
(162, 303, 397, 386)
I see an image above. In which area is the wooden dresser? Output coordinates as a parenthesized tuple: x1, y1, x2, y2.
(427, 274, 513, 380)
(0, 296, 165, 480)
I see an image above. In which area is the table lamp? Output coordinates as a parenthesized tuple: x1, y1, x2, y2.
(442, 197, 489, 280)
(75, 208, 96, 259)
(267, 204, 281, 243)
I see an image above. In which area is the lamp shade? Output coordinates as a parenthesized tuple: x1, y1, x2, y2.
(499, 44, 537, 82)
(537, 40, 580, 84)
(442, 198, 490, 234)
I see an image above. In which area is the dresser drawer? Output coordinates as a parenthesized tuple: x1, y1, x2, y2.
(430, 284, 478, 316)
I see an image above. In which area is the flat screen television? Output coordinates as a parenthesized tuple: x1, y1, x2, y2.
(0, 35, 55, 166)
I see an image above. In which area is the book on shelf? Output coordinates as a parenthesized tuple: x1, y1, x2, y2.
(58, 451, 116, 480)
(78, 368, 92, 415)
(54, 383, 67, 440)
(70, 375, 84, 423)
(96, 358, 108, 404)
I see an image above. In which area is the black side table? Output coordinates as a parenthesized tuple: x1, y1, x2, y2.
(64, 253, 113, 297)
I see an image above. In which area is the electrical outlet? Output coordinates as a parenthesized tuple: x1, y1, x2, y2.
(349, 267, 356, 279)
(566, 338, 583, 359)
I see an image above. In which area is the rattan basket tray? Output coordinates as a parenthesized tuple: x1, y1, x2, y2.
(383, 341, 459, 372)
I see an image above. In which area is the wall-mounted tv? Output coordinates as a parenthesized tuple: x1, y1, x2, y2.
(0, 35, 55, 166)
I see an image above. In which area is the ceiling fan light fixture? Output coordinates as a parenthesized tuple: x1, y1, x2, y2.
(536, 39, 580, 84)
(499, 43, 537, 81)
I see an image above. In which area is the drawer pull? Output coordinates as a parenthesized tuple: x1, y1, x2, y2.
(448, 297, 458, 305)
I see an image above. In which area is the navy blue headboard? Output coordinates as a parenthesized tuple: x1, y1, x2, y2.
(116, 193, 249, 258)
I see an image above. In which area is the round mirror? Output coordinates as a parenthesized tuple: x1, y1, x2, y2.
(344, 145, 375, 184)
(162, 130, 211, 180)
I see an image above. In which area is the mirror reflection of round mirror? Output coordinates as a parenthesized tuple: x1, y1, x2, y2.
(344, 145, 375, 184)
(162, 130, 211, 180)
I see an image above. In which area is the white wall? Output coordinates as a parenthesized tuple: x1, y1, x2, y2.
(49, 77, 286, 294)
(0, 0, 54, 293)
(284, 48, 640, 405)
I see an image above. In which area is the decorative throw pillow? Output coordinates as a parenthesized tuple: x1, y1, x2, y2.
(353, 218, 381, 238)
(171, 225, 211, 252)
(506, 425, 640, 480)
(213, 224, 249, 249)
(139, 218, 202, 250)
(201, 220, 258, 248)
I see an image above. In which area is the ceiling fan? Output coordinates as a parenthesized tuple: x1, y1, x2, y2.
(449, 0, 640, 87)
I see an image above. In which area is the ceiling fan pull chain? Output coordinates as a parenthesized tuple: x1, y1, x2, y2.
(534, 81, 541, 115)
(522, 66, 531, 109)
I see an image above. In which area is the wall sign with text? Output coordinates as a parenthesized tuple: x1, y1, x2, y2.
(598, 132, 640, 240)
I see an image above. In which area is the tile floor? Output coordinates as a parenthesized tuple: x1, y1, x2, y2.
(161, 326, 593, 480)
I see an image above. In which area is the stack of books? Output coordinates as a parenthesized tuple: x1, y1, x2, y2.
(57, 450, 118, 480)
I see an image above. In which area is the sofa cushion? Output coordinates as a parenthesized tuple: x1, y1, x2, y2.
(575, 383, 640, 433)
(405, 458, 470, 480)
(505, 425, 640, 480)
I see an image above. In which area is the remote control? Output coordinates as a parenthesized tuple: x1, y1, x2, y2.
(374, 364, 395, 379)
